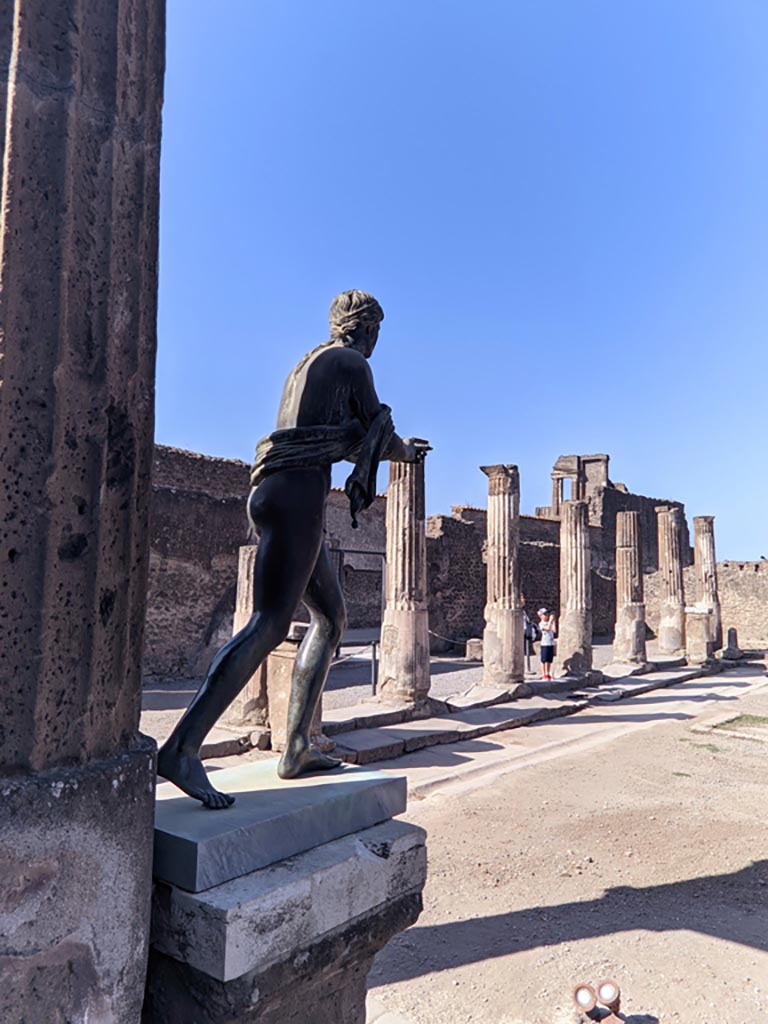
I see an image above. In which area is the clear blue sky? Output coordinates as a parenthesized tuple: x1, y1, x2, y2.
(157, 0, 767, 560)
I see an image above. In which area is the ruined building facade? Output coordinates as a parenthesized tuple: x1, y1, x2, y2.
(144, 448, 766, 678)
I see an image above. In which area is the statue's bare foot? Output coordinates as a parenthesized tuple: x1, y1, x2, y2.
(157, 745, 236, 810)
(277, 741, 342, 780)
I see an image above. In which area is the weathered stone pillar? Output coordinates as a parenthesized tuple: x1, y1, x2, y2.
(685, 608, 716, 667)
(613, 511, 648, 665)
(481, 464, 523, 686)
(0, 3, 164, 1021)
(557, 500, 593, 675)
(221, 545, 268, 728)
(656, 506, 686, 654)
(693, 515, 723, 650)
(378, 460, 431, 704)
(551, 475, 563, 516)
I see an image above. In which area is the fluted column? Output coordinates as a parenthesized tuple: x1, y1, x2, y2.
(557, 500, 593, 675)
(613, 511, 647, 664)
(481, 465, 523, 686)
(656, 506, 686, 653)
(693, 516, 722, 650)
(378, 460, 431, 704)
(0, 3, 164, 1020)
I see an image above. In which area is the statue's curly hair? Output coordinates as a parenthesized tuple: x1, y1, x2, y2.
(329, 290, 384, 342)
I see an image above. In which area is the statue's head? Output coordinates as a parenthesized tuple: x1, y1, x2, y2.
(329, 290, 384, 357)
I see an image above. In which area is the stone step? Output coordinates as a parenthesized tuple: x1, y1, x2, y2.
(332, 695, 588, 765)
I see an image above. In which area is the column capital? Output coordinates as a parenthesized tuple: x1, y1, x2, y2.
(693, 515, 715, 527)
(480, 464, 519, 482)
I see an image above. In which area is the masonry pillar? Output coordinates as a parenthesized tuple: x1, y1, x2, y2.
(557, 500, 593, 675)
(613, 511, 648, 665)
(0, 3, 164, 1021)
(481, 465, 523, 686)
(378, 460, 431, 704)
(551, 475, 563, 516)
(693, 515, 723, 650)
(221, 545, 268, 728)
(656, 506, 686, 654)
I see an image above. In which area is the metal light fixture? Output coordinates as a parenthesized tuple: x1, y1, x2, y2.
(597, 978, 621, 1014)
(573, 983, 597, 1016)
(573, 978, 622, 1022)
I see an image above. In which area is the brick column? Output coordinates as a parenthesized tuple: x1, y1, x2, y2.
(557, 500, 593, 675)
(656, 506, 686, 654)
(378, 460, 431, 704)
(0, 3, 164, 1020)
(693, 516, 723, 650)
(613, 511, 648, 664)
(481, 464, 523, 686)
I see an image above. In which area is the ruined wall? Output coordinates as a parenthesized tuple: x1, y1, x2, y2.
(425, 509, 616, 651)
(144, 447, 386, 677)
(596, 486, 692, 574)
(427, 512, 486, 652)
(644, 560, 768, 648)
(144, 447, 250, 677)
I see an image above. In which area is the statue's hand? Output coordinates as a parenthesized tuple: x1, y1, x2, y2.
(401, 437, 431, 463)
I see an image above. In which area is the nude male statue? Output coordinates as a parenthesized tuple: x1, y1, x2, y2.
(158, 291, 429, 808)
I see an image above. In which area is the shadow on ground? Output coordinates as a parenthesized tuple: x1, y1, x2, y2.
(371, 861, 768, 987)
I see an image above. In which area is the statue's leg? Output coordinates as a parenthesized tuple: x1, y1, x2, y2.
(158, 470, 327, 807)
(277, 543, 347, 779)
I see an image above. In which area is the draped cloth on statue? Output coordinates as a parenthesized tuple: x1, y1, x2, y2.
(251, 405, 395, 528)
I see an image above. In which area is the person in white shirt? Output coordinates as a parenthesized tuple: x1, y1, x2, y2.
(538, 608, 557, 680)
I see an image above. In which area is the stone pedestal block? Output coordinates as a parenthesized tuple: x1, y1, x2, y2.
(154, 762, 407, 892)
(465, 638, 484, 661)
(264, 623, 334, 753)
(721, 627, 743, 661)
(144, 820, 427, 1024)
(0, 744, 155, 1024)
(685, 608, 716, 667)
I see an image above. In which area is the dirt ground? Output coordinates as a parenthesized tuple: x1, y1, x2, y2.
(369, 665, 768, 1024)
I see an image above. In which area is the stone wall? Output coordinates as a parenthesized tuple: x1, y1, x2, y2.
(143, 447, 763, 675)
(144, 447, 249, 677)
(144, 446, 386, 677)
(644, 560, 768, 648)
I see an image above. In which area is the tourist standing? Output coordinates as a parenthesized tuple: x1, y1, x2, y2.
(538, 608, 557, 680)
(522, 595, 538, 675)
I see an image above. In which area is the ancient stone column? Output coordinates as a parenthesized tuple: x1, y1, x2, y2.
(378, 460, 431, 704)
(0, 3, 164, 1021)
(222, 545, 269, 729)
(656, 506, 686, 654)
(481, 464, 523, 686)
(557, 500, 593, 675)
(613, 511, 648, 664)
(693, 515, 723, 650)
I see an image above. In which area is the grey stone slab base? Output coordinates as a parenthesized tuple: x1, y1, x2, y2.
(144, 820, 427, 1024)
(154, 761, 407, 892)
(0, 742, 156, 1024)
(151, 819, 426, 982)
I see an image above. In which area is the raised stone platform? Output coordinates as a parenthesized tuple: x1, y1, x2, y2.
(150, 819, 425, 983)
(154, 762, 406, 892)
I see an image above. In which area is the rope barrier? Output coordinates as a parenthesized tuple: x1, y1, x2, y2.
(331, 644, 373, 666)
(428, 629, 468, 647)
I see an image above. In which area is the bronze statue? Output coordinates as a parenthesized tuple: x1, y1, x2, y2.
(158, 291, 429, 808)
